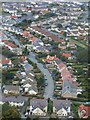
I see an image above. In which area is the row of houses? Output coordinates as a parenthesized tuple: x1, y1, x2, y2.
(15, 56, 38, 96)
(30, 26, 63, 43)
(0, 95, 26, 107)
(25, 98, 71, 117)
(44, 55, 78, 99)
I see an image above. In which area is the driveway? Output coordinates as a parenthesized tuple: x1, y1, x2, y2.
(28, 52, 54, 99)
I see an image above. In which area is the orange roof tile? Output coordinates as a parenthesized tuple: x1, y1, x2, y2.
(62, 53, 72, 57)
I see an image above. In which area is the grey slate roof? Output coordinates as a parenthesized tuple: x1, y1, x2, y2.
(55, 59, 62, 65)
(30, 98, 47, 110)
(53, 99, 71, 111)
(0, 95, 27, 103)
(62, 80, 77, 96)
(4, 85, 20, 92)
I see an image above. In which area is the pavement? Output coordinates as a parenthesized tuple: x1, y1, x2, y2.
(28, 52, 54, 99)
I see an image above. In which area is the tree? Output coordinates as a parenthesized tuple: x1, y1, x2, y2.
(2, 103, 21, 119)
(2, 49, 16, 58)
(74, 47, 88, 63)
(48, 98, 53, 114)
(23, 46, 29, 55)
(57, 23, 62, 28)
(2, 70, 15, 84)
(71, 102, 79, 118)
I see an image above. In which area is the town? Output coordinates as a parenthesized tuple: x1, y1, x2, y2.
(0, 1, 90, 119)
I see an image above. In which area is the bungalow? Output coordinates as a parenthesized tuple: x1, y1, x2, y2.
(3, 85, 20, 95)
(53, 99, 71, 117)
(27, 98, 48, 116)
(78, 104, 90, 118)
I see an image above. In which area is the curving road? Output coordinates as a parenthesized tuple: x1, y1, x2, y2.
(28, 52, 54, 99)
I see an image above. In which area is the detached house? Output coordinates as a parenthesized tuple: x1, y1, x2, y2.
(28, 98, 48, 116)
(62, 80, 77, 98)
(53, 99, 71, 117)
(44, 55, 59, 64)
(78, 104, 90, 118)
(0, 55, 13, 69)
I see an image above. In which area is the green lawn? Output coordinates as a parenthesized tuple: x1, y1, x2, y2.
(70, 38, 87, 49)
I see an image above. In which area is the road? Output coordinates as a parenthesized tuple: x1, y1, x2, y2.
(4, 31, 23, 48)
(4, 29, 54, 99)
(28, 52, 54, 99)
(16, 12, 34, 23)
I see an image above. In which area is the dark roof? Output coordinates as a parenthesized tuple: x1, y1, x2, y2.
(62, 80, 77, 95)
(0, 95, 26, 103)
(30, 98, 47, 110)
(53, 99, 71, 111)
(24, 63, 33, 71)
(55, 59, 63, 65)
(4, 85, 20, 91)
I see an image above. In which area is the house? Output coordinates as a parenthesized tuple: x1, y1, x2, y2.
(3, 85, 20, 95)
(62, 53, 72, 59)
(54, 59, 77, 98)
(22, 80, 38, 95)
(16, 71, 26, 79)
(19, 56, 27, 63)
(67, 41, 76, 49)
(30, 26, 63, 43)
(61, 80, 77, 99)
(24, 63, 33, 72)
(53, 99, 71, 117)
(0, 55, 13, 69)
(44, 55, 59, 63)
(27, 98, 48, 116)
(0, 95, 25, 107)
(58, 44, 66, 50)
(78, 104, 90, 118)
(13, 48, 22, 55)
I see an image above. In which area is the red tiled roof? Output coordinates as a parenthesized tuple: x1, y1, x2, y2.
(62, 53, 71, 57)
(31, 26, 63, 42)
(78, 104, 90, 118)
(45, 55, 59, 63)
(2, 46, 9, 49)
(22, 31, 37, 42)
(22, 31, 29, 37)
(3, 41, 17, 48)
(6, 43, 17, 48)
(0, 57, 11, 65)
(11, 16, 17, 19)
